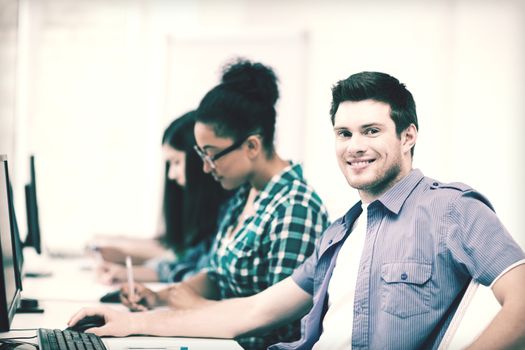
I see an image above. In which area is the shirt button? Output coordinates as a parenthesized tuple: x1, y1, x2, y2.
(433, 182, 439, 186)
(401, 273, 408, 280)
(328, 239, 333, 244)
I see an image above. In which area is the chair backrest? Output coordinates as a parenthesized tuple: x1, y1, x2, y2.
(437, 279, 480, 350)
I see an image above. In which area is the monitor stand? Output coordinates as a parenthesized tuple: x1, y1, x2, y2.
(22, 248, 53, 278)
(16, 298, 44, 313)
(24, 270, 52, 278)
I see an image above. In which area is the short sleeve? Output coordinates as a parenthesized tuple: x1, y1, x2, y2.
(446, 192, 525, 286)
(291, 247, 317, 295)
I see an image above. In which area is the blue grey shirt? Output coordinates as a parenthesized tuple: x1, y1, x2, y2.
(270, 169, 525, 350)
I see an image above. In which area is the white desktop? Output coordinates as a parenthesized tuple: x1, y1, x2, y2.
(2, 253, 242, 350)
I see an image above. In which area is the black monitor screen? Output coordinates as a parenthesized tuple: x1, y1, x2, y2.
(8, 181, 23, 289)
(0, 155, 21, 331)
(24, 155, 41, 254)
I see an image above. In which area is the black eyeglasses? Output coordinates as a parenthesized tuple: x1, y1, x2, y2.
(193, 135, 254, 170)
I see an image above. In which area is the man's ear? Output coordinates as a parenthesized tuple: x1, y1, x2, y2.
(245, 135, 262, 158)
(402, 124, 418, 155)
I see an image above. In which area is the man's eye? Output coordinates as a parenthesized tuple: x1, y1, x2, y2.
(336, 130, 352, 138)
(364, 128, 379, 135)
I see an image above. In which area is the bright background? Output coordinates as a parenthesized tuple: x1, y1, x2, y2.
(1, 0, 524, 347)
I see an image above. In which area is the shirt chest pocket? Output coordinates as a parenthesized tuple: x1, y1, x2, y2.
(380, 262, 432, 318)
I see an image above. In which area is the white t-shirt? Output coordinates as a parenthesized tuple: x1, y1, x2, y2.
(313, 203, 368, 350)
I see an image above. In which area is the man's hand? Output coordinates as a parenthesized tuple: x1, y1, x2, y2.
(68, 306, 135, 337)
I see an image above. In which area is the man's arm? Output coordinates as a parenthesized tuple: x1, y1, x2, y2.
(70, 277, 313, 338)
(466, 264, 525, 349)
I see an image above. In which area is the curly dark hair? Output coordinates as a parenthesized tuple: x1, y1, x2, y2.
(195, 58, 279, 156)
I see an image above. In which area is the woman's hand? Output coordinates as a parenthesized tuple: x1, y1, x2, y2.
(95, 246, 129, 264)
(96, 261, 127, 285)
(120, 283, 159, 311)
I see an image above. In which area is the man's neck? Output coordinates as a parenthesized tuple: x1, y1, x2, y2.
(358, 166, 413, 203)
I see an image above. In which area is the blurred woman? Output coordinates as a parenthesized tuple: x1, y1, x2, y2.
(96, 111, 230, 283)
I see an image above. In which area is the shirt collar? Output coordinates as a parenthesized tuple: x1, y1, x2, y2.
(341, 169, 424, 229)
(342, 201, 364, 230)
(376, 168, 425, 215)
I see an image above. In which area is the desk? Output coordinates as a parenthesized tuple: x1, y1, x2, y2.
(1, 254, 242, 350)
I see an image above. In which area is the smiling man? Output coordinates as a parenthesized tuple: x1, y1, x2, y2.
(70, 72, 525, 349)
(282, 72, 525, 349)
(284, 72, 525, 349)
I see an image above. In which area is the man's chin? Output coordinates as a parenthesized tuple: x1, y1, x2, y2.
(350, 183, 372, 191)
(346, 175, 375, 190)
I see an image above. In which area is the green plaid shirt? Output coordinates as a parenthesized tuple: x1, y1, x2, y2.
(206, 162, 330, 349)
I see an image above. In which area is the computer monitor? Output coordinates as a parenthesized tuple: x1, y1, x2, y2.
(0, 155, 22, 331)
(8, 181, 24, 289)
(24, 155, 41, 254)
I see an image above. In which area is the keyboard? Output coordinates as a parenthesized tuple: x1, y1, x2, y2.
(38, 328, 107, 350)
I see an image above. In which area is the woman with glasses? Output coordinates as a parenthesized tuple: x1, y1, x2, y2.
(93, 111, 230, 284)
(120, 59, 330, 349)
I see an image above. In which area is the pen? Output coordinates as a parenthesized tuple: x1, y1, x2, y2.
(92, 245, 104, 265)
(126, 256, 135, 302)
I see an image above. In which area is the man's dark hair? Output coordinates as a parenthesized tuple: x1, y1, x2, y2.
(330, 71, 418, 156)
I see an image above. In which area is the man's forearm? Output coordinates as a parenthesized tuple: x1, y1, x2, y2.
(129, 297, 259, 338)
(466, 306, 525, 349)
(467, 265, 525, 350)
(87, 276, 311, 339)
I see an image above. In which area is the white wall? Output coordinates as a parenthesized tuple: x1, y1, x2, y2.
(0, 0, 19, 186)
(13, 0, 524, 246)
(5, 0, 524, 345)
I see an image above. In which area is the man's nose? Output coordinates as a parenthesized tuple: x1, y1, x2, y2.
(346, 134, 367, 155)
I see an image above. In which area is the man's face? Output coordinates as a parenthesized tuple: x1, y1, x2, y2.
(333, 99, 415, 202)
